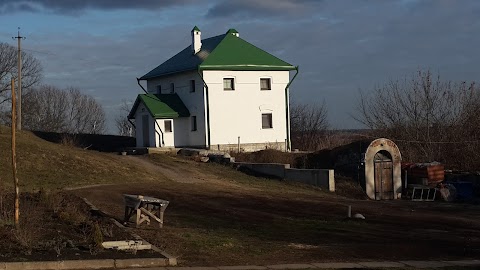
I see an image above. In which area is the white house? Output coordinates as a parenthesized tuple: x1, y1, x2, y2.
(128, 26, 298, 152)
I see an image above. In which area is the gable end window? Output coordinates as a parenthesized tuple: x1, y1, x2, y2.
(223, 78, 235, 90)
(190, 80, 196, 93)
(262, 113, 273, 129)
(260, 78, 271, 90)
(165, 120, 172, 132)
(191, 116, 197, 131)
(170, 83, 175, 93)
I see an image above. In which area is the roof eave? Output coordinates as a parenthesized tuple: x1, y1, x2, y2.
(140, 67, 198, 80)
(199, 65, 296, 71)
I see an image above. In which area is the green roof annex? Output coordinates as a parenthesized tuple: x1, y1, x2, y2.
(128, 94, 190, 119)
(140, 29, 296, 80)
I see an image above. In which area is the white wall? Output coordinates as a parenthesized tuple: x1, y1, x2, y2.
(146, 71, 206, 147)
(203, 70, 290, 147)
(155, 119, 174, 147)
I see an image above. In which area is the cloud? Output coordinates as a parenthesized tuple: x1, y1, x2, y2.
(206, 0, 322, 18)
(0, 0, 196, 15)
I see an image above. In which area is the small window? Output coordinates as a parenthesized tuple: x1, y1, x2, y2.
(262, 113, 273, 129)
(260, 78, 271, 90)
(191, 116, 197, 131)
(223, 78, 235, 90)
(190, 80, 196, 93)
(164, 120, 172, 132)
(156, 85, 162, 94)
(170, 83, 175, 93)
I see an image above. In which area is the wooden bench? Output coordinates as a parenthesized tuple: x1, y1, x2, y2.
(123, 194, 169, 228)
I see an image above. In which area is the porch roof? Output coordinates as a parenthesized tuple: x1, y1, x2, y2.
(128, 93, 190, 119)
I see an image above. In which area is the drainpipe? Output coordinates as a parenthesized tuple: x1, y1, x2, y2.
(285, 66, 299, 152)
(197, 69, 211, 149)
(136, 78, 148, 94)
(136, 77, 164, 146)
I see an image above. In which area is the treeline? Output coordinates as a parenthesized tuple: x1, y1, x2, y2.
(0, 42, 106, 134)
(355, 70, 480, 170)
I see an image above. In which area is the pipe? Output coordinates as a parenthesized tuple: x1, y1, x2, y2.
(153, 120, 165, 146)
(284, 66, 299, 152)
(136, 77, 148, 94)
(197, 69, 211, 149)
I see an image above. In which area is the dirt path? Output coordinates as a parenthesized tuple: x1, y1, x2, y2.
(119, 155, 246, 189)
(69, 155, 480, 266)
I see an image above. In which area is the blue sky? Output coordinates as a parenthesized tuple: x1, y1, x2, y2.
(1, 0, 479, 134)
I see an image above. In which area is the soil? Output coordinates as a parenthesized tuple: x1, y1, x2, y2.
(70, 155, 480, 266)
(0, 192, 162, 262)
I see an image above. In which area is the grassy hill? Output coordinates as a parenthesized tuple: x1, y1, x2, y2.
(0, 126, 161, 190)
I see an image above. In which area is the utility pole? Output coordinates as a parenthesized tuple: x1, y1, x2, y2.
(12, 28, 25, 131)
(11, 78, 19, 228)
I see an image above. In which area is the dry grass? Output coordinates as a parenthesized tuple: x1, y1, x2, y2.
(0, 126, 164, 190)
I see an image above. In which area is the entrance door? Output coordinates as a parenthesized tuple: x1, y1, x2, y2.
(142, 115, 150, 147)
(374, 151, 394, 200)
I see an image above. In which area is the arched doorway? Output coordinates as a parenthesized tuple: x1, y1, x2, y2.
(374, 150, 394, 200)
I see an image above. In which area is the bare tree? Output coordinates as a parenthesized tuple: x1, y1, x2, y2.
(115, 100, 134, 137)
(0, 42, 42, 106)
(290, 101, 329, 151)
(66, 88, 105, 134)
(22, 85, 106, 134)
(355, 70, 480, 169)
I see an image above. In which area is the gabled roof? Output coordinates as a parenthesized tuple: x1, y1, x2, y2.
(128, 93, 190, 119)
(140, 29, 295, 80)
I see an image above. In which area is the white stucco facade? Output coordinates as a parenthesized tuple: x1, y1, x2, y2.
(203, 70, 290, 150)
(133, 69, 291, 151)
(146, 71, 207, 148)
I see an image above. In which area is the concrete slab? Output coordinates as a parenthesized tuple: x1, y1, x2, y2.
(358, 261, 406, 268)
(186, 268, 219, 270)
(166, 268, 218, 270)
(5, 261, 58, 270)
(266, 264, 316, 269)
(218, 266, 267, 270)
(58, 259, 115, 270)
(311, 262, 364, 269)
(443, 260, 480, 266)
(114, 258, 169, 268)
(400, 260, 454, 268)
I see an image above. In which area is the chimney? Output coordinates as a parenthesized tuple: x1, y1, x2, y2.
(227, 28, 239, 37)
(191, 26, 202, 54)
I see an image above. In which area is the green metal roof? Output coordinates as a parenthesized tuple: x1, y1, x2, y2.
(140, 28, 295, 80)
(128, 93, 190, 119)
(192, 26, 201, 32)
(199, 33, 295, 71)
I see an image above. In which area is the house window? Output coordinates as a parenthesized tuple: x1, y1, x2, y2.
(223, 78, 235, 90)
(190, 80, 196, 93)
(260, 78, 271, 90)
(156, 85, 162, 94)
(191, 116, 197, 131)
(165, 120, 172, 132)
(262, 113, 273, 129)
(170, 83, 175, 93)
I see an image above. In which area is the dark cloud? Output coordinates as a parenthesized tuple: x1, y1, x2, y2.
(0, 0, 195, 14)
(206, 0, 322, 18)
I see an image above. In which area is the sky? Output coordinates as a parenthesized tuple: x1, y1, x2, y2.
(0, 0, 479, 134)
